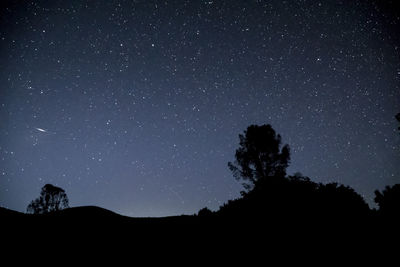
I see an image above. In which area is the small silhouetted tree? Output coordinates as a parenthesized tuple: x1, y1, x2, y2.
(396, 113, 400, 132)
(228, 124, 290, 190)
(374, 184, 400, 217)
(27, 184, 69, 214)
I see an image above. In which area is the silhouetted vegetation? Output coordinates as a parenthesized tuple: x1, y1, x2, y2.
(26, 184, 69, 214)
(217, 173, 370, 221)
(197, 207, 214, 217)
(374, 184, 400, 219)
(228, 124, 290, 191)
(218, 124, 371, 221)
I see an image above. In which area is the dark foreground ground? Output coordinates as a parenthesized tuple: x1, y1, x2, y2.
(1, 206, 398, 260)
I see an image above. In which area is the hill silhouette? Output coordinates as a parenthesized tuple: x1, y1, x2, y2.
(1, 199, 398, 258)
(1, 205, 207, 242)
(1, 205, 200, 229)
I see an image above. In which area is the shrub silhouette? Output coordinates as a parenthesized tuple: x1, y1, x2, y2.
(228, 124, 290, 191)
(316, 182, 370, 217)
(217, 173, 369, 220)
(374, 184, 400, 218)
(197, 207, 213, 217)
(27, 184, 69, 214)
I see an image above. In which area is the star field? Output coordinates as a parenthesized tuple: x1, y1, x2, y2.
(0, 0, 399, 216)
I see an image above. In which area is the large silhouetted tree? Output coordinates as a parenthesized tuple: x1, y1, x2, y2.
(374, 184, 400, 218)
(27, 184, 69, 214)
(215, 125, 371, 220)
(228, 124, 290, 190)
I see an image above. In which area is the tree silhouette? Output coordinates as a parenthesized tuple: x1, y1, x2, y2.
(396, 113, 400, 132)
(374, 184, 400, 218)
(27, 184, 69, 214)
(214, 125, 371, 220)
(228, 124, 290, 190)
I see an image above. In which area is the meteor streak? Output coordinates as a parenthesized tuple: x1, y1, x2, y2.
(35, 127, 47, 133)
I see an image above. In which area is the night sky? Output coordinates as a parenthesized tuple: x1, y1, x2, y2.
(0, 0, 399, 217)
